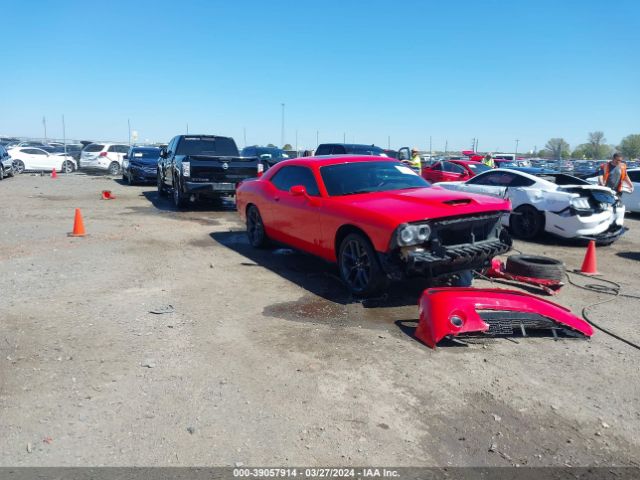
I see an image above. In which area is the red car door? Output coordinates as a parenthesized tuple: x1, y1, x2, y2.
(437, 161, 468, 182)
(265, 165, 323, 253)
(423, 162, 445, 182)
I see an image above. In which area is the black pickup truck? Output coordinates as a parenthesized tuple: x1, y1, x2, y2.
(157, 135, 260, 208)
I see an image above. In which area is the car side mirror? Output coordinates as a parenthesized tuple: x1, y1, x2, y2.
(159, 149, 167, 159)
(290, 185, 307, 196)
(123, 154, 129, 160)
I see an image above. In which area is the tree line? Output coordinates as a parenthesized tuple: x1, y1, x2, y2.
(538, 132, 640, 160)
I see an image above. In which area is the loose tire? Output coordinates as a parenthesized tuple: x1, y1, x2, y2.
(505, 254, 565, 281)
(510, 205, 544, 239)
(338, 232, 387, 297)
(108, 161, 121, 175)
(246, 205, 268, 248)
(61, 160, 74, 174)
(14, 160, 25, 174)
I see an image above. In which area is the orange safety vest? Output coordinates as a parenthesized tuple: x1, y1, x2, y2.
(602, 162, 627, 192)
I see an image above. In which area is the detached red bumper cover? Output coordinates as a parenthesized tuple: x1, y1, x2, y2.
(415, 287, 593, 349)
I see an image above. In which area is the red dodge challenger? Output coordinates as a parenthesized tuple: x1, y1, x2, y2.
(236, 156, 512, 296)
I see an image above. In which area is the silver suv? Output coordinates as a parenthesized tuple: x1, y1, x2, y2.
(79, 143, 129, 174)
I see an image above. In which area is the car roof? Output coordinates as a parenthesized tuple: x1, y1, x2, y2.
(277, 155, 397, 167)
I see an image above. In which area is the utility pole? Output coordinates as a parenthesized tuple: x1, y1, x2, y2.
(42, 116, 47, 142)
(62, 115, 66, 155)
(128, 119, 131, 146)
(281, 103, 285, 147)
(515, 139, 520, 158)
(343, 132, 346, 143)
(388, 136, 390, 150)
(243, 127, 247, 147)
(295, 130, 298, 153)
(186, 123, 189, 134)
(429, 136, 432, 158)
(445, 140, 448, 155)
(316, 130, 319, 148)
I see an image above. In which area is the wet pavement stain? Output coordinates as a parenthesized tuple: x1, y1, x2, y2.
(263, 293, 418, 331)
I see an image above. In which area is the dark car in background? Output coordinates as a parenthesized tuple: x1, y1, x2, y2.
(314, 143, 388, 156)
(241, 145, 290, 169)
(122, 146, 161, 185)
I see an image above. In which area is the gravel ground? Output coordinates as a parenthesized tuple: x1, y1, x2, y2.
(1, 171, 639, 467)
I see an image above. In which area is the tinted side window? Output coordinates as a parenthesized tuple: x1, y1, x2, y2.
(627, 171, 640, 183)
(431, 162, 443, 171)
(443, 162, 465, 174)
(24, 148, 44, 155)
(509, 175, 536, 187)
(314, 145, 331, 156)
(468, 172, 513, 186)
(270, 166, 320, 196)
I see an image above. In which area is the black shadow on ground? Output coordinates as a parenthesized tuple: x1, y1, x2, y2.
(141, 190, 237, 213)
(210, 231, 428, 308)
(617, 251, 640, 262)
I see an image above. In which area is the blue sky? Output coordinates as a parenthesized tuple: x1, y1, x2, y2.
(2, 0, 639, 153)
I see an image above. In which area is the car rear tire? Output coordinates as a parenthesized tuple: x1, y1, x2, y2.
(108, 162, 121, 175)
(173, 180, 187, 209)
(61, 160, 74, 174)
(510, 205, 544, 239)
(157, 171, 167, 196)
(505, 254, 565, 281)
(246, 205, 268, 248)
(338, 233, 387, 297)
(13, 160, 25, 174)
(127, 172, 135, 186)
(0, 166, 4, 180)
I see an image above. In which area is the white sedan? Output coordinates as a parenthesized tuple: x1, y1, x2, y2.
(8, 147, 77, 174)
(586, 168, 640, 213)
(436, 169, 625, 245)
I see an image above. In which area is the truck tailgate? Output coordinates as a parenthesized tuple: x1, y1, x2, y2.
(187, 156, 257, 182)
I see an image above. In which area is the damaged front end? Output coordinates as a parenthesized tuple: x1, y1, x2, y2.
(381, 213, 512, 280)
(415, 287, 593, 349)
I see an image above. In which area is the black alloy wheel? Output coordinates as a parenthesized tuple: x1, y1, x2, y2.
(246, 205, 268, 247)
(338, 233, 387, 297)
(510, 205, 544, 239)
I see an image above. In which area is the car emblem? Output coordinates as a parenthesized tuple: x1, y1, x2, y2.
(222, 162, 229, 170)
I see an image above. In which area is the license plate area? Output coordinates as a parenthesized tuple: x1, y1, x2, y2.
(212, 182, 235, 191)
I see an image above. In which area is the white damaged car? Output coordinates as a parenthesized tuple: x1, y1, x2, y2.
(436, 169, 625, 245)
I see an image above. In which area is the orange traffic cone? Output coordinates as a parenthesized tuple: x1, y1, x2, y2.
(51, 168, 57, 179)
(580, 240, 599, 275)
(68, 208, 87, 237)
(101, 190, 115, 200)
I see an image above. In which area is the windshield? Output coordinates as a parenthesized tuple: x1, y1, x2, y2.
(467, 163, 491, 173)
(131, 148, 160, 159)
(320, 161, 430, 196)
(176, 136, 239, 156)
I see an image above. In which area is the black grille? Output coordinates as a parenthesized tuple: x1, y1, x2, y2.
(478, 311, 560, 335)
(431, 214, 502, 247)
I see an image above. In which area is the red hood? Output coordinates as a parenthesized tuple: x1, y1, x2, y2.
(331, 187, 510, 224)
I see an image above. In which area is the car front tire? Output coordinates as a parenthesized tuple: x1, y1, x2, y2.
(157, 171, 167, 196)
(338, 232, 387, 297)
(61, 160, 74, 174)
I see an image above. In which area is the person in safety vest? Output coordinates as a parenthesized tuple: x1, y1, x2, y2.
(598, 153, 633, 194)
(409, 148, 422, 171)
(482, 154, 495, 168)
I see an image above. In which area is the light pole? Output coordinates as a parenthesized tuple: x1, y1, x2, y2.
(316, 130, 319, 148)
(128, 119, 131, 146)
(281, 103, 285, 147)
(515, 139, 519, 158)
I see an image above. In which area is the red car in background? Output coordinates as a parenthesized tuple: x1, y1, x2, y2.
(422, 160, 491, 183)
(236, 156, 512, 296)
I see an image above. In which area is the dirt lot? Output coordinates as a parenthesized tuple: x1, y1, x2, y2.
(1, 172, 639, 467)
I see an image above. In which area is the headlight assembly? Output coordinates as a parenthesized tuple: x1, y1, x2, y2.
(182, 161, 191, 177)
(570, 197, 591, 210)
(396, 223, 431, 246)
